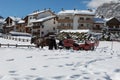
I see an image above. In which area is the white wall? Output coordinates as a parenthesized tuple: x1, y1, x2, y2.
(40, 19, 58, 37)
(73, 15, 79, 29)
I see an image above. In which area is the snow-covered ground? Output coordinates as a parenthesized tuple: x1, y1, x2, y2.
(0, 37, 120, 80)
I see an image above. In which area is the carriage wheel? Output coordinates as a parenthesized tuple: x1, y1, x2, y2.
(79, 47, 84, 50)
(65, 47, 70, 50)
(91, 46, 94, 51)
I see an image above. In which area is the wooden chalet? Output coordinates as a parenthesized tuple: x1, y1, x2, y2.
(106, 17, 120, 34)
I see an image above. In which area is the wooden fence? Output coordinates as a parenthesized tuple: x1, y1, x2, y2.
(2, 35, 31, 42)
(0, 43, 36, 48)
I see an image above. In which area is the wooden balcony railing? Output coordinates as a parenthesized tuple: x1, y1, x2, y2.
(78, 20, 94, 23)
(57, 26, 73, 29)
(58, 19, 73, 23)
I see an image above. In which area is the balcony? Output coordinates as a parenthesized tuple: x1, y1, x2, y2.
(78, 26, 89, 29)
(78, 20, 94, 23)
(57, 26, 73, 29)
(32, 26, 40, 29)
(6, 24, 13, 27)
(58, 19, 73, 23)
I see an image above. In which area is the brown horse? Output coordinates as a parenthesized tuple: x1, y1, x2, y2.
(31, 37, 49, 48)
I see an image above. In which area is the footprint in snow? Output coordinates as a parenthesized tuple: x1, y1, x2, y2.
(9, 70, 16, 73)
(52, 76, 65, 80)
(71, 68, 76, 71)
(83, 76, 90, 79)
(68, 74, 81, 79)
(94, 72, 100, 75)
(114, 69, 120, 73)
(9, 74, 19, 76)
(34, 77, 46, 80)
(26, 56, 32, 58)
(42, 55, 48, 57)
(30, 68, 37, 70)
(65, 63, 74, 66)
(9, 70, 19, 76)
(57, 65, 64, 67)
(43, 66, 49, 68)
(6, 58, 14, 61)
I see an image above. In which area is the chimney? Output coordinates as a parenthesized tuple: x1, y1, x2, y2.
(61, 8, 64, 11)
(44, 8, 46, 11)
(74, 8, 76, 11)
(88, 9, 93, 12)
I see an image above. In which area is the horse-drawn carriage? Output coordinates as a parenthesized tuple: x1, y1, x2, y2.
(30, 35, 99, 51)
(62, 39, 99, 51)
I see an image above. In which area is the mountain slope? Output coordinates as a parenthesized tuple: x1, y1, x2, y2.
(95, 2, 120, 20)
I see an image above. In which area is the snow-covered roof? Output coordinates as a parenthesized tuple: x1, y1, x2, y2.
(28, 10, 45, 16)
(18, 20, 25, 24)
(28, 10, 52, 16)
(9, 31, 31, 37)
(9, 16, 21, 21)
(60, 29, 90, 33)
(104, 17, 114, 22)
(31, 16, 56, 23)
(58, 10, 95, 16)
(93, 18, 105, 23)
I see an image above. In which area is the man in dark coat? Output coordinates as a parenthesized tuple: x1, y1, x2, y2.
(48, 36, 57, 50)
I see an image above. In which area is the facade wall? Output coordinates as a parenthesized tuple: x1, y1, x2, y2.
(41, 18, 57, 36)
(32, 18, 58, 37)
(57, 14, 94, 31)
(28, 10, 58, 37)
(106, 18, 120, 35)
(93, 23, 104, 33)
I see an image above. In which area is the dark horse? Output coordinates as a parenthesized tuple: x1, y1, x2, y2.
(31, 37, 49, 48)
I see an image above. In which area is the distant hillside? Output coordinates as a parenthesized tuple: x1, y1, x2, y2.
(95, 2, 120, 20)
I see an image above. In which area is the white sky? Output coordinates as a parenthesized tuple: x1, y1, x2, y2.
(87, 0, 120, 8)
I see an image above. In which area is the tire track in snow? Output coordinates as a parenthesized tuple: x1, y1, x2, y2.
(84, 56, 113, 68)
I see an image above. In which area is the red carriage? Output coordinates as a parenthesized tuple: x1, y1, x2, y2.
(63, 39, 99, 50)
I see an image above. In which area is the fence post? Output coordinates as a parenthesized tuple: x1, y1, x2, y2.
(16, 44, 18, 48)
(0, 43, 1, 47)
(28, 45, 30, 48)
(8, 44, 9, 47)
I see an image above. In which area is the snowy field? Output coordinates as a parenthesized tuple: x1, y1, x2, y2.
(0, 37, 120, 80)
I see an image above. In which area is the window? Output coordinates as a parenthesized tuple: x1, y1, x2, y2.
(65, 17, 70, 19)
(29, 17, 32, 19)
(33, 16, 37, 19)
(41, 31, 44, 35)
(61, 23, 64, 26)
(86, 18, 91, 20)
(67, 23, 71, 26)
(79, 17, 84, 20)
(53, 27, 56, 30)
(86, 24, 89, 27)
(96, 25, 100, 29)
(81, 24, 84, 26)
(41, 25, 44, 28)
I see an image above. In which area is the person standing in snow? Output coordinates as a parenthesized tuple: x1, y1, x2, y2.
(48, 35, 57, 50)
